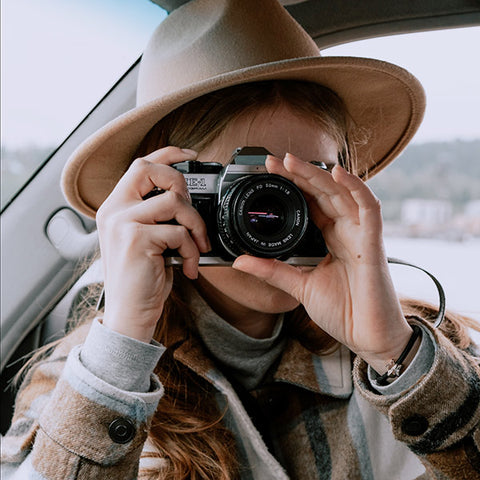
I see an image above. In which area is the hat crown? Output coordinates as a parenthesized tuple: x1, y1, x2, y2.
(137, 0, 320, 105)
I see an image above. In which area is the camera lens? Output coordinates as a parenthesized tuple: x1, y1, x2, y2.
(218, 174, 309, 258)
(247, 195, 284, 237)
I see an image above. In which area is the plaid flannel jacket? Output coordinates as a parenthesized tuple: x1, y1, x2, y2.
(2, 317, 480, 479)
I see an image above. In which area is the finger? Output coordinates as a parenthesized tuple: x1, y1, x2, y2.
(141, 146, 198, 166)
(145, 224, 201, 279)
(266, 154, 306, 184)
(266, 156, 335, 215)
(126, 191, 211, 252)
(268, 154, 357, 221)
(283, 153, 339, 195)
(113, 148, 197, 202)
(284, 154, 360, 215)
(232, 255, 306, 301)
(332, 165, 382, 231)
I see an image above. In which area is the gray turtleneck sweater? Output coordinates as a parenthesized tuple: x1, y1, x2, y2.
(187, 286, 287, 390)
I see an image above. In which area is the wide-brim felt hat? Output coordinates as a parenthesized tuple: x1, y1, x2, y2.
(62, 0, 426, 218)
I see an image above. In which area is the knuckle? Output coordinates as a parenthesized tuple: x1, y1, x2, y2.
(168, 225, 192, 249)
(129, 157, 150, 174)
(363, 193, 382, 213)
(175, 224, 191, 241)
(371, 196, 382, 212)
(117, 222, 145, 245)
(160, 189, 185, 208)
(97, 204, 135, 233)
(99, 218, 142, 250)
(168, 166, 187, 185)
(96, 204, 119, 232)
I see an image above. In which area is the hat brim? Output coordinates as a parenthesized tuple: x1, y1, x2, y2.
(62, 56, 425, 218)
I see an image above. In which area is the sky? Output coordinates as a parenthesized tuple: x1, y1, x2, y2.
(1, 0, 167, 149)
(1, 1, 479, 149)
(322, 27, 480, 144)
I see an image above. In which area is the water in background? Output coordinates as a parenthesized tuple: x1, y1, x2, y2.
(385, 237, 480, 345)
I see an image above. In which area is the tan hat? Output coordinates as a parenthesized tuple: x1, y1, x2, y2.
(62, 0, 425, 218)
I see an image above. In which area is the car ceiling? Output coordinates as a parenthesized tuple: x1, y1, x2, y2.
(150, 0, 480, 48)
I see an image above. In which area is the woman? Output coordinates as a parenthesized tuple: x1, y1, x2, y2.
(2, 0, 480, 479)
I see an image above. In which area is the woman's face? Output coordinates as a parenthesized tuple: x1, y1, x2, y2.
(195, 104, 339, 317)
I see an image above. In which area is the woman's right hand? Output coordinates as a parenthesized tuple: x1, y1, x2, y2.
(96, 147, 210, 343)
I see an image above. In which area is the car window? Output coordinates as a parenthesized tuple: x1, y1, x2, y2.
(323, 27, 480, 326)
(1, 0, 167, 209)
(322, 27, 480, 144)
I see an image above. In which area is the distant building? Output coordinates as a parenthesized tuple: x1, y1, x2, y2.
(456, 200, 480, 236)
(465, 200, 480, 218)
(401, 199, 453, 226)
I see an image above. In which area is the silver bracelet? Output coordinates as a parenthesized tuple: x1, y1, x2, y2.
(376, 325, 422, 386)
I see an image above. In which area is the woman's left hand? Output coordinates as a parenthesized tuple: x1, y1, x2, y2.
(232, 153, 413, 373)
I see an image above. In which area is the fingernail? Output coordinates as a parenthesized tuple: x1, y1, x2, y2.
(232, 256, 246, 270)
(285, 152, 300, 161)
(190, 272, 199, 280)
(185, 264, 198, 280)
(200, 237, 212, 253)
(332, 164, 347, 177)
(181, 148, 198, 157)
(206, 237, 212, 252)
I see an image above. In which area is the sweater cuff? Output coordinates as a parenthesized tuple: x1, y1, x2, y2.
(368, 320, 436, 395)
(80, 318, 166, 392)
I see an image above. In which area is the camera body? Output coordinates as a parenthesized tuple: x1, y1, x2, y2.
(166, 147, 328, 266)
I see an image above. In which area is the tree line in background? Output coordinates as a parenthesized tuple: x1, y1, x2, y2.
(367, 139, 480, 221)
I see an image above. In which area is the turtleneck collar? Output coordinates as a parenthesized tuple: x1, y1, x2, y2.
(187, 284, 287, 390)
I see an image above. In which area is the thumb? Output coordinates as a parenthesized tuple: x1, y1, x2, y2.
(232, 255, 305, 301)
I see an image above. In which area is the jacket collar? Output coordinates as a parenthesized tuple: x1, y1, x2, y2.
(274, 338, 353, 397)
(173, 333, 353, 399)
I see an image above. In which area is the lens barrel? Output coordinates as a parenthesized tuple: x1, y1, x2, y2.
(218, 174, 309, 258)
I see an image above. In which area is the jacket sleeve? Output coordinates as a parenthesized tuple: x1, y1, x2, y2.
(353, 316, 480, 479)
(1, 323, 164, 480)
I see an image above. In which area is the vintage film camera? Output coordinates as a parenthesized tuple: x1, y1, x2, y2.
(162, 146, 328, 265)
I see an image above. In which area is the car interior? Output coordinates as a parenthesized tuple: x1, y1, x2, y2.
(1, 0, 480, 435)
